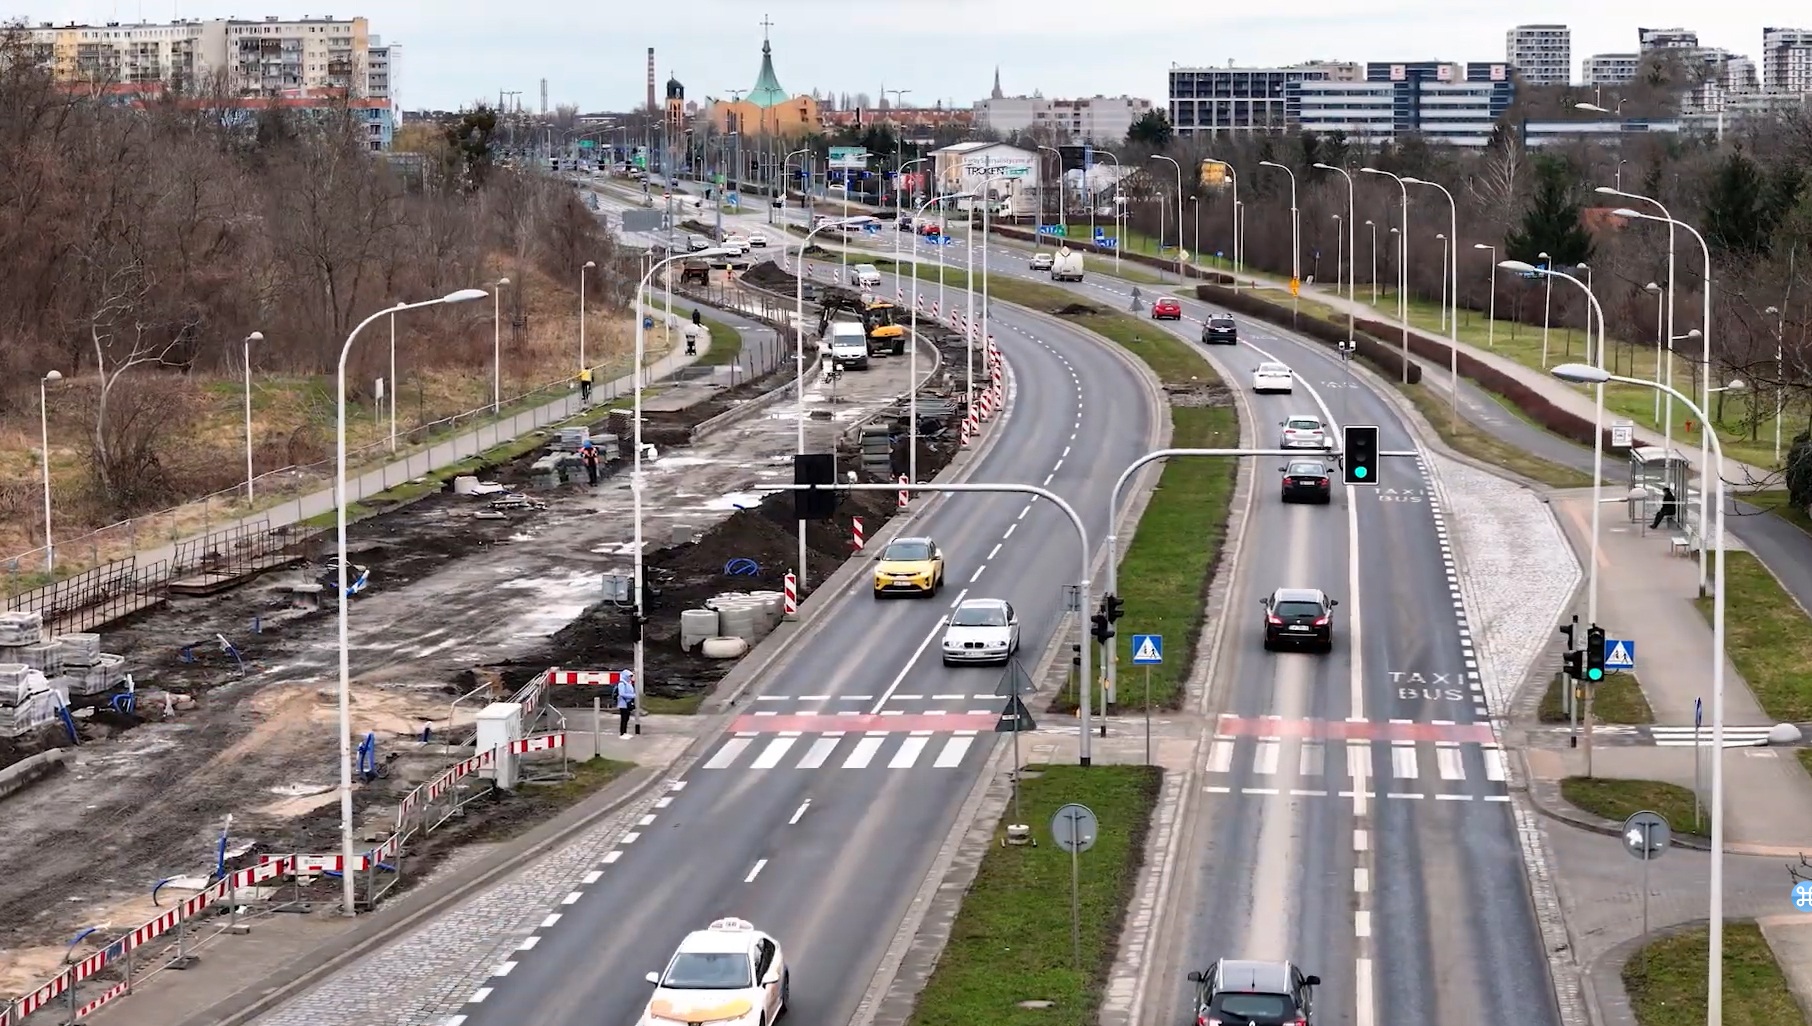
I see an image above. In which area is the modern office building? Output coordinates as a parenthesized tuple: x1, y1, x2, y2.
(1289, 62, 1513, 146)
(1763, 27, 1812, 93)
(1582, 53, 1641, 85)
(18, 15, 388, 101)
(1168, 61, 1360, 136)
(1506, 24, 1571, 85)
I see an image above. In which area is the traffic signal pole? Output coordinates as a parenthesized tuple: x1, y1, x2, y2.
(774, 481, 1099, 763)
(1100, 444, 1416, 708)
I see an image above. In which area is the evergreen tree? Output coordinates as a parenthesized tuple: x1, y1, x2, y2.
(1126, 109, 1173, 149)
(1787, 432, 1812, 513)
(1703, 150, 1769, 258)
(1505, 155, 1592, 265)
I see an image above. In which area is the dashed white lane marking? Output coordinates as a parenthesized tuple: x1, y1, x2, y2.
(988, 542, 1002, 560)
(468, 988, 492, 1004)
(541, 913, 561, 928)
(745, 859, 768, 883)
(493, 961, 517, 977)
(518, 937, 541, 951)
(581, 870, 602, 884)
(561, 891, 582, 905)
(970, 565, 986, 583)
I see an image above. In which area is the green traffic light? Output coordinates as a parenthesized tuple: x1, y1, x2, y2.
(1587, 669, 1603, 681)
(1354, 466, 1368, 478)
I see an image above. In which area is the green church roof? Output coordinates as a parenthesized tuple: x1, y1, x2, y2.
(747, 39, 789, 108)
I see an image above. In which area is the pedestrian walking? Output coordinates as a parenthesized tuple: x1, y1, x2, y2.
(578, 366, 593, 404)
(580, 442, 600, 486)
(616, 673, 637, 737)
(1650, 485, 1679, 530)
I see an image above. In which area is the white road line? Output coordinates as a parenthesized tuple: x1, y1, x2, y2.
(1206, 739, 1234, 773)
(751, 737, 797, 769)
(469, 988, 493, 1004)
(621, 831, 641, 844)
(1254, 739, 1280, 775)
(1018, 506, 1031, 520)
(602, 852, 622, 865)
(637, 814, 657, 826)
(1299, 741, 1325, 776)
(1003, 523, 1017, 538)
(561, 891, 583, 905)
(1354, 911, 1372, 938)
(796, 738, 838, 770)
(518, 937, 541, 951)
(745, 859, 768, 883)
(1052, 459, 1064, 473)
(541, 913, 562, 928)
(1354, 867, 1370, 892)
(653, 797, 672, 809)
(668, 780, 686, 791)
(1436, 747, 1466, 781)
(1391, 747, 1418, 779)
(1353, 829, 1369, 852)
(1347, 742, 1371, 780)
(988, 543, 1002, 559)
(493, 961, 517, 976)
(935, 736, 974, 767)
(1042, 473, 1054, 486)
(890, 736, 929, 768)
(947, 589, 969, 608)
(582, 870, 602, 884)
(843, 737, 884, 768)
(1484, 748, 1507, 781)
(933, 693, 967, 700)
(867, 616, 950, 713)
(970, 566, 986, 582)
(1356, 957, 1376, 1026)
(705, 738, 753, 769)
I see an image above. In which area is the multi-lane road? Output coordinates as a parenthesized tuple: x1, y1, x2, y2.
(576, 174, 1560, 1026)
(458, 186, 1156, 1025)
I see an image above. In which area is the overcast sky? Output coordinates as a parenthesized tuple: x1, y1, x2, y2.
(11, 0, 1797, 111)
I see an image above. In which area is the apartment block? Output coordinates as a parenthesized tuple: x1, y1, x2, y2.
(20, 15, 391, 103)
(1168, 62, 1360, 135)
(1289, 62, 1513, 147)
(974, 93, 1154, 144)
(1582, 53, 1640, 85)
(1506, 24, 1571, 86)
(1763, 27, 1812, 93)
(1639, 27, 1701, 52)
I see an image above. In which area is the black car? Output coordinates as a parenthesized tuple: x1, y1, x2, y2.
(1202, 315, 1238, 344)
(1189, 959, 1319, 1026)
(1261, 588, 1337, 652)
(1280, 460, 1332, 504)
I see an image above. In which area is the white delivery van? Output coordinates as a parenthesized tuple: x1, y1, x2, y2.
(827, 321, 870, 370)
(1050, 247, 1085, 282)
(852, 263, 883, 289)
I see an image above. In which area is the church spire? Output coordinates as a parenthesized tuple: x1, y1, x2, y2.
(991, 66, 1004, 99)
(748, 14, 789, 108)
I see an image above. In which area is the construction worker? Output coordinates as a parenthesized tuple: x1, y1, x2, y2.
(580, 441, 600, 486)
(577, 365, 593, 404)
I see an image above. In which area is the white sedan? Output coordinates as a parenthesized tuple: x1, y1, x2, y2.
(1252, 362, 1295, 394)
(748, 231, 769, 247)
(942, 598, 1020, 666)
(641, 918, 789, 1026)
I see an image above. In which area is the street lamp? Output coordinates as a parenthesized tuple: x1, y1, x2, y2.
(1612, 204, 1715, 596)
(1313, 162, 1355, 306)
(491, 277, 512, 413)
(1150, 154, 1185, 280)
(580, 260, 596, 374)
(243, 331, 264, 499)
(1404, 175, 1459, 401)
(1204, 158, 1240, 282)
(1036, 145, 1065, 237)
(1538, 250, 1554, 366)
(794, 217, 865, 589)
(335, 288, 488, 917)
(1259, 159, 1300, 297)
(779, 147, 809, 224)
(1365, 220, 1379, 303)
(1474, 244, 1498, 348)
(1601, 185, 1681, 523)
(39, 370, 61, 572)
(1766, 305, 1787, 463)
(1550, 360, 1734, 1026)
(1094, 147, 1126, 274)
(1435, 233, 1449, 331)
(1362, 167, 1411, 381)
(1576, 99, 1629, 117)
(907, 193, 976, 488)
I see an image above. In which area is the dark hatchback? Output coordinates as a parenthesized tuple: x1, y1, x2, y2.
(1202, 315, 1238, 344)
(1189, 958, 1320, 1026)
(1280, 460, 1332, 504)
(1261, 588, 1337, 652)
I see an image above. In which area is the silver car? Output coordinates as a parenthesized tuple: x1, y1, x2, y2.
(941, 598, 1020, 666)
(1279, 414, 1330, 450)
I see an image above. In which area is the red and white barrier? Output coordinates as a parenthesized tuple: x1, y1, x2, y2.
(898, 475, 910, 509)
(511, 733, 566, 755)
(783, 573, 798, 618)
(851, 516, 865, 551)
(544, 669, 626, 687)
(959, 417, 973, 447)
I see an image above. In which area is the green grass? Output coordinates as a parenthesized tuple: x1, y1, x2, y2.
(1558, 777, 1705, 838)
(907, 765, 1162, 1026)
(528, 755, 635, 802)
(689, 311, 744, 366)
(1694, 551, 1812, 721)
(1741, 488, 1812, 536)
(1399, 381, 1597, 488)
(639, 693, 706, 715)
(1623, 924, 1802, 1026)
(1539, 671, 1655, 724)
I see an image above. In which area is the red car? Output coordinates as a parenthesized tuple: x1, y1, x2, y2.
(1151, 297, 1182, 320)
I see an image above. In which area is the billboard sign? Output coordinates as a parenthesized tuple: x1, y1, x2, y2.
(965, 159, 1032, 178)
(829, 146, 870, 170)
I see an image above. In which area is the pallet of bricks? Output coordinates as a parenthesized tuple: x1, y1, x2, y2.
(0, 611, 128, 737)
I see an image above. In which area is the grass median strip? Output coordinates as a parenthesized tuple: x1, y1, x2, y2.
(1538, 671, 1654, 724)
(1624, 923, 1801, 1026)
(1694, 551, 1812, 721)
(1558, 777, 1706, 838)
(1399, 382, 1596, 488)
(907, 764, 1161, 1026)
(689, 310, 744, 366)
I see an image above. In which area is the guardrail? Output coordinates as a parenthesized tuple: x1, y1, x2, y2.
(1, 730, 567, 1025)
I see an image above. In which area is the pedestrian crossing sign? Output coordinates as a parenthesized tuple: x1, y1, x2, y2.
(1131, 634, 1163, 665)
(1603, 639, 1636, 671)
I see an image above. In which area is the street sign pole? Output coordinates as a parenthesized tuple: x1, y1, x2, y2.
(1694, 697, 1704, 831)
(1051, 803, 1097, 974)
(1144, 665, 1152, 766)
(1130, 634, 1163, 766)
(1622, 809, 1671, 979)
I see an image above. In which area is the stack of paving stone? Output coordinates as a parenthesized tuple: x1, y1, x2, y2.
(858, 422, 892, 482)
(552, 426, 592, 452)
(0, 662, 58, 737)
(58, 634, 127, 697)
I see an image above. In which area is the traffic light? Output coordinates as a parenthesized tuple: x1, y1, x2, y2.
(1563, 649, 1584, 681)
(1584, 625, 1606, 682)
(1104, 594, 1124, 622)
(1090, 611, 1114, 645)
(1342, 425, 1380, 485)
(792, 453, 837, 520)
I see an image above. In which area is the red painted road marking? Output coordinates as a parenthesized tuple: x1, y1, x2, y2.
(729, 713, 999, 734)
(1213, 716, 1495, 744)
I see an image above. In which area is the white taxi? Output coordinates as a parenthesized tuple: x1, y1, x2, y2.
(1252, 362, 1294, 394)
(641, 918, 789, 1025)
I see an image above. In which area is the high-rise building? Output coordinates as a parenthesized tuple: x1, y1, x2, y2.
(1290, 62, 1513, 147)
(1581, 53, 1640, 85)
(1639, 27, 1701, 52)
(19, 15, 388, 100)
(1168, 61, 1360, 136)
(1506, 24, 1571, 85)
(1763, 27, 1812, 93)
(974, 84, 1154, 144)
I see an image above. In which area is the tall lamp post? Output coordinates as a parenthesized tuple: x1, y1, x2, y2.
(778, 147, 809, 225)
(895, 157, 931, 268)
(1435, 233, 1449, 330)
(1600, 185, 1679, 500)
(1474, 244, 1498, 349)
(1612, 205, 1715, 595)
(490, 277, 512, 413)
(579, 260, 596, 374)
(1312, 162, 1355, 306)
(907, 193, 976, 488)
(1766, 304, 1787, 463)
(1206, 158, 1241, 281)
(1094, 147, 1126, 274)
(1405, 176, 1459, 422)
(39, 370, 61, 572)
(243, 331, 264, 498)
(1365, 221, 1379, 303)
(1150, 154, 1184, 280)
(793, 217, 862, 590)
(1036, 145, 1065, 238)
(1258, 160, 1300, 300)
(1550, 360, 1736, 1026)
(1362, 167, 1411, 381)
(335, 288, 488, 917)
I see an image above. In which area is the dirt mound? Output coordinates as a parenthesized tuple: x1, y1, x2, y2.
(740, 261, 794, 289)
(1164, 381, 1234, 408)
(1054, 302, 1102, 317)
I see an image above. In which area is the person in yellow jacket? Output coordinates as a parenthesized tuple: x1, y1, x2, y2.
(577, 366, 593, 404)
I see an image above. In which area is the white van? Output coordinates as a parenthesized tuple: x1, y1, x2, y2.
(852, 263, 882, 289)
(827, 321, 870, 370)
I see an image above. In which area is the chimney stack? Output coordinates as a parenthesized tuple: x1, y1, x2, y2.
(646, 48, 656, 113)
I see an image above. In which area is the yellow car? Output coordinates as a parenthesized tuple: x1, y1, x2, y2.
(872, 536, 945, 599)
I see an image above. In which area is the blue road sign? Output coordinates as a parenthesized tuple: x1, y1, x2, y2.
(1603, 639, 1636, 671)
(1038, 224, 1063, 236)
(1131, 634, 1163, 665)
(1794, 881, 1812, 912)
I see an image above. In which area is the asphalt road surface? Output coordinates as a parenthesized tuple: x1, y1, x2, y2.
(455, 236, 1155, 1025)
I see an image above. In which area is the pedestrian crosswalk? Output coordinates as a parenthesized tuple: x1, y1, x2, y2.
(1648, 726, 1775, 747)
(699, 731, 984, 772)
(1203, 737, 1510, 802)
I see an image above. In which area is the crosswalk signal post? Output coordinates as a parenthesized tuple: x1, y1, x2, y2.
(1584, 625, 1606, 683)
(1342, 425, 1380, 485)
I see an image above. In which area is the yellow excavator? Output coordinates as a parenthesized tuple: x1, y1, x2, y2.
(861, 297, 907, 356)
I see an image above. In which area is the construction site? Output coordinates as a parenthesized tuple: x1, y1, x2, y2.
(0, 265, 993, 1006)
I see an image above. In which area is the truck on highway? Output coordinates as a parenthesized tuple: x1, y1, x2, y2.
(827, 321, 870, 370)
(1050, 247, 1084, 282)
